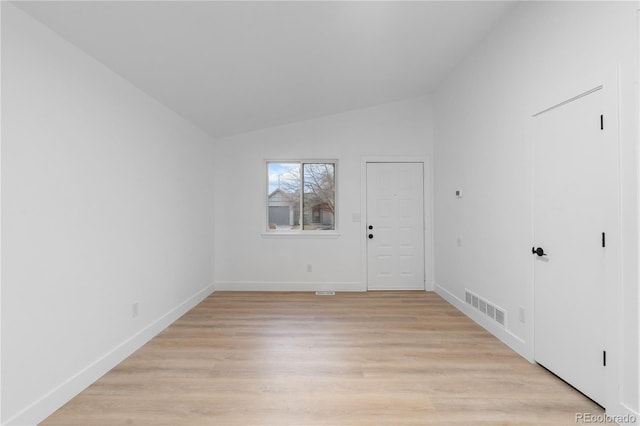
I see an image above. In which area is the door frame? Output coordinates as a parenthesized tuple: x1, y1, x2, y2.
(528, 67, 621, 410)
(361, 157, 433, 291)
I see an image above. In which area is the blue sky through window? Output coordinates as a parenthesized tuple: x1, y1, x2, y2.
(268, 162, 300, 193)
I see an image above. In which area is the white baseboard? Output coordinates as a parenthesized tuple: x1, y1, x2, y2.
(6, 283, 216, 426)
(433, 282, 530, 361)
(605, 403, 640, 425)
(367, 285, 426, 290)
(214, 281, 365, 292)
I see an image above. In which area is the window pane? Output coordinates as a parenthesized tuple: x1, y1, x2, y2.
(267, 163, 300, 230)
(302, 163, 335, 230)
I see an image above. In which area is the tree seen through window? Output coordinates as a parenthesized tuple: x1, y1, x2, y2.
(267, 161, 335, 231)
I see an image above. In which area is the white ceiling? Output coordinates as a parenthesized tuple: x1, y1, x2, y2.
(13, 1, 515, 139)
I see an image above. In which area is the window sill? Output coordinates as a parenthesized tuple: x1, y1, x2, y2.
(261, 232, 341, 239)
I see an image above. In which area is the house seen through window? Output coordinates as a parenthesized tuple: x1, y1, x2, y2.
(267, 161, 336, 231)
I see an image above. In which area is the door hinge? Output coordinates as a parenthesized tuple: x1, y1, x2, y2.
(602, 232, 606, 248)
(603, 350, 607, 366)
(600, 114, 604, 130)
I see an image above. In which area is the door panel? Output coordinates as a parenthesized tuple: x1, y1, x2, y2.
(367, 163, 424, 290)
(533, 88, 607, 406)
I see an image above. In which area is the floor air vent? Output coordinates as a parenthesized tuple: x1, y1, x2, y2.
(464, 289, 506, 328)
(315, 291, 335, 296)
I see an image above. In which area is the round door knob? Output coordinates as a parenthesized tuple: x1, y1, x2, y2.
(368, 225, 373, 230)
(532, 247, 547, 257)
(368, 234, 374, 239)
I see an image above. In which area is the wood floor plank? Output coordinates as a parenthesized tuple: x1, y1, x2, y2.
(41, 291, 602, 425)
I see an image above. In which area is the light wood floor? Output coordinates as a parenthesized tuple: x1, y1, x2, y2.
(42, 291, 602, 425)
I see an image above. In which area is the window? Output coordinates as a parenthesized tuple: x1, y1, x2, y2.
(267, 161, 336, 232)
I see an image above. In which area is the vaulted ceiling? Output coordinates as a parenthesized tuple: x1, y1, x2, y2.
(13, 1, 515, 139)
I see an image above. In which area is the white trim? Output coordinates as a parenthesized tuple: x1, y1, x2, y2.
(260, 232, 341, 239)
(434, 282, 529, 360)
(264, 159, 339, 235)
(5, 283, 216, 426)
(523, 91, 537, 366)
(425, 155, 435, 291)
(214, 281, 365, 292)
(361, 156, 433, 291)
(0, 1, 4, 422)
(605, 402, 640, 426)
(367, 284, 425, 291)
(636, 5, 640, 421)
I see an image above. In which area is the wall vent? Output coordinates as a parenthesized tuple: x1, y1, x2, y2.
(486, 304, 495, 320)
(464, 289, 506, 328)
(479, 299, 487, 314)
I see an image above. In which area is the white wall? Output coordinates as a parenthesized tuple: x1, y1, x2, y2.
(4, 1, 637, 424)
(1, 4, 216, 424)
(434, 1, 638, 420)
(214, 96, 433, 291)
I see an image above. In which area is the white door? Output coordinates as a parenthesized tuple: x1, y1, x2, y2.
(533, 87, 613, 406)
(366, 162, 424, 290)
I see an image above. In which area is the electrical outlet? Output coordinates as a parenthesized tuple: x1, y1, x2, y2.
(132, 302, 139, 318)
(306, 264, 312, 273)
(519, 306, 525, 323)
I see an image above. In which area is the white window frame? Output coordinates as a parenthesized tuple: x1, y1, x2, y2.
(263, 159, 339, 238)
